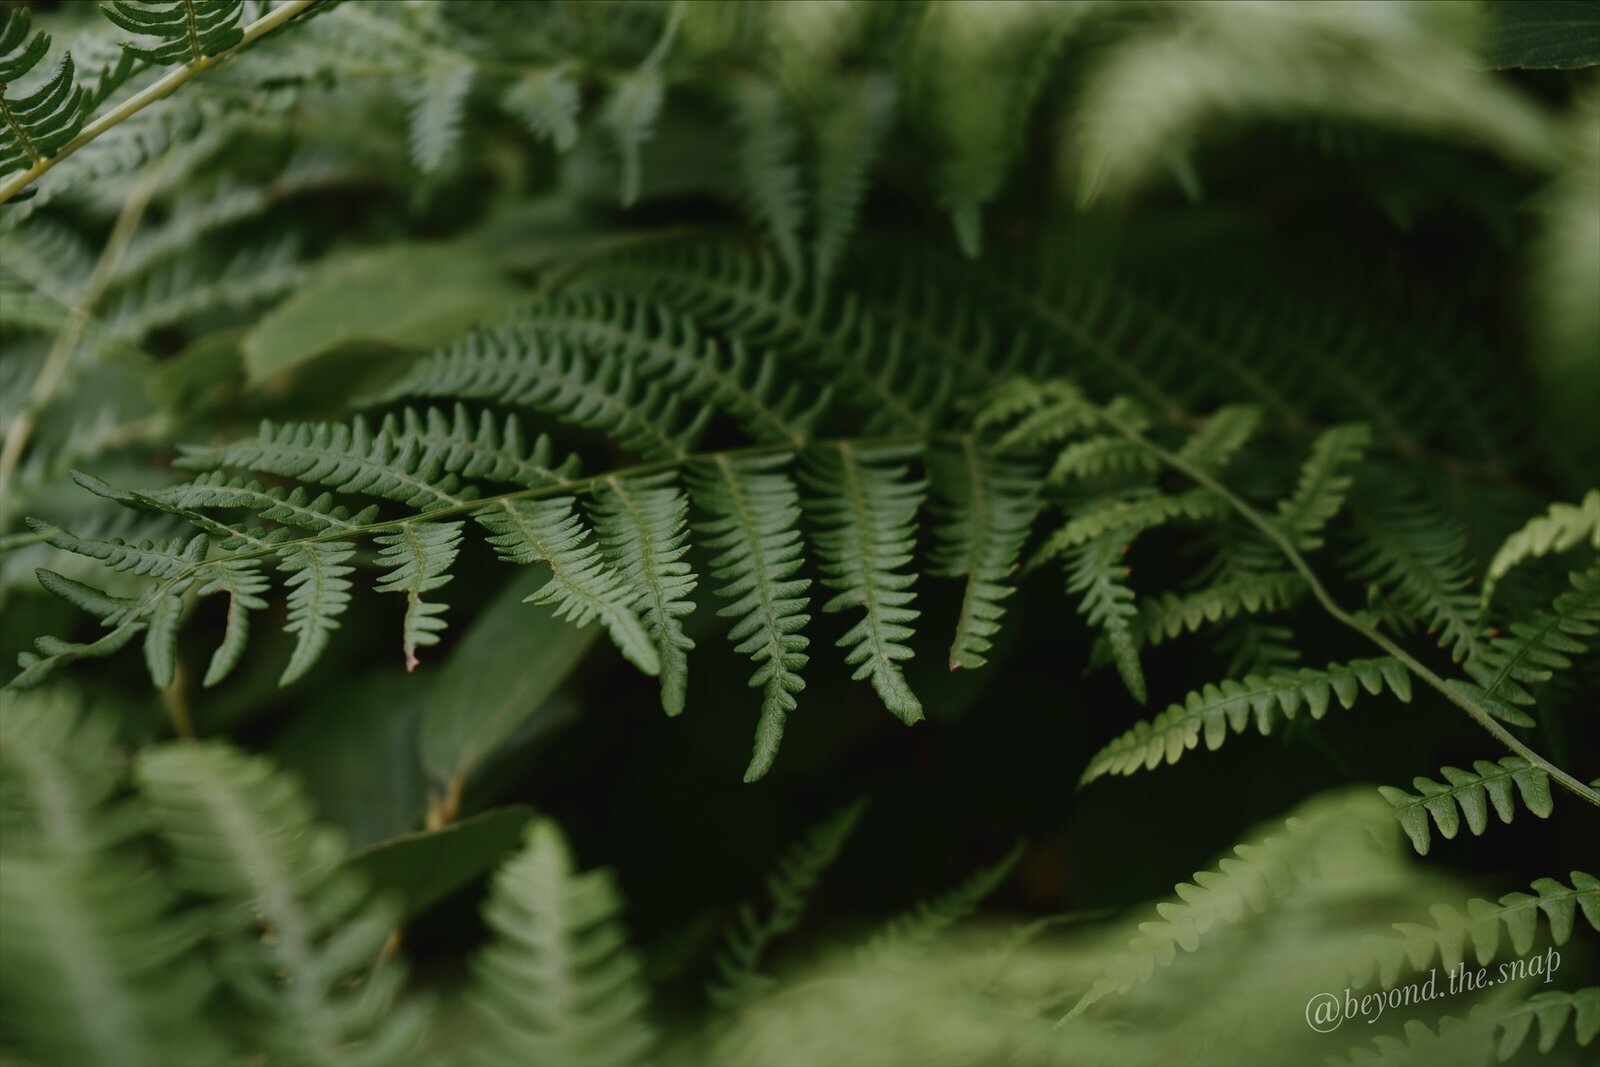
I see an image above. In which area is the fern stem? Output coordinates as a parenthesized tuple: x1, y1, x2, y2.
(1102, 412, 1600, 809)
(0, 0, 319, 204)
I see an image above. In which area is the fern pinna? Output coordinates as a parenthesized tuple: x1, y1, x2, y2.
(10, 236, 1600, 817)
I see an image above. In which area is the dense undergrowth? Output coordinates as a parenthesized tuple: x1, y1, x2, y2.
(1, 2, 1597, 1065)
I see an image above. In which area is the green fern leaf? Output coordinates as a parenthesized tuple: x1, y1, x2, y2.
(728, 75, 805, 274)
(1273, 422, 1370, 551)
(1379, 756, 1554, 856)
(803, 442, 925, 724)
(136, 742, 430, 1067)
(475, 496, 660, 676)
(710, 799, 867, 1007)
(1081, 658, 1412, 784)
(277, 541, 357, 686)
(863, 842, 1025, 958)
(374, 520, 464, 672)
(1, 691, 229, 1067)
(1329, 989, 1600, 1067)
(1483, 489, 1600, 605)
(1345, 494, 1489, 667)
(1138, 571, 1302, 647)
(177, 415, 472, 510)
(812, 74, 895, 286)
(603, 66, 664, 207)
(688, 453, 811, 781)
(464, 818, 656, 1067)
(0, 11, 89, 177)
(1069, 789, 1395, 1018)
(1035, 488, 1225, 567)
(1461, 566, 1600, 714)
(928, 439, 1041, 670)
(1048, 435, 1160, 483)
(589, 473, 698, 716)
(501, 66, 580, 151)
(195, 558, 269, 687)
(1351, 871, 1600, 989)
(1067, 528, 1147, 704)
(102, 1, 244, 64)
(407, 64, 473, 173)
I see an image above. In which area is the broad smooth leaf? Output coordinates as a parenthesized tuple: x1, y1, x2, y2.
(419, 567, 598, 784)
(242, 242, 522, 383)
(273, 674, 428, 849)
(344, 805, 536, 918)
(1488, 1, 1600, 69)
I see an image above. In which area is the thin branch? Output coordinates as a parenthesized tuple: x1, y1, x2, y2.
(0, 0, 319, 205)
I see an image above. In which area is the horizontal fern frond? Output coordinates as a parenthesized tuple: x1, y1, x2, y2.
(1351, 871, 1599, 989)
(1139, 571, 1302, 646)
(1080, 658, 1412, 784)
(1483, 489, 1600, 606)
(102, 1, 244, 65)
(1069, 788, 1395, 1018)
(1379, 756, 1554, 856)
(1330, 987, 1600, 1067)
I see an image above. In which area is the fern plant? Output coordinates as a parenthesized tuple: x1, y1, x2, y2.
(2, 2, 1598, 1066)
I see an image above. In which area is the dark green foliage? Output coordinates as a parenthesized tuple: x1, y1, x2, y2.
(2, 2, 1598, 1065)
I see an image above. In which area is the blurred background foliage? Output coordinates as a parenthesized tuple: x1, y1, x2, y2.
(1, 1, 1598, 1065)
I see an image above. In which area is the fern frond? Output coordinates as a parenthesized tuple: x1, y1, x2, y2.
(573, 242, 947, 433)
(602, 65, 664, 208)
(803, 441, 926, 724)
(378, 325, 710, 462)
(1048, 435, 1160, 483)
(812, 74, 895, 287)
(136, 742, 430, 1067)
(1080, 658, 1412, 784)
(1379, 756, 1554, 856)
(1034, 488, 1225, 567)
(589, 473, 698, 715)
(1176, 403, 1263, 472)
(195, 557, 269, 687)
(0, 844, 224, 1067)
(1330, 989, 1600, 1067)
(1483, 489, 1600, 605)
(710, 799, 867, 1007)
(374, 520, 464, 672)
(1460, 567, 1600, 720)
(501, 66, 580, 151)
(1138, 571, 1302, 647)
(1345, 494, 1489, 667)
(464, 818, 656, 1067)
(928, 439, 1041, 670)
(1272, 422, 1370, 551)
(1351, 871, 1600, 989)
(0, 11, 88, 177)
(0, 691, 228, 1067)
(277, 541, 356, 686)
(475, 496, 660, 675)
(688, 453, 811, 781)
(406, 64, 473, 173)
(863, 842, 1026, 958)
(1067, 529, 1147, 704)
(1069, 788, 1396, 1017)
(728, 75, 805, 274)
(102, 1, 244, 65)
(177, 414, 474, 509)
